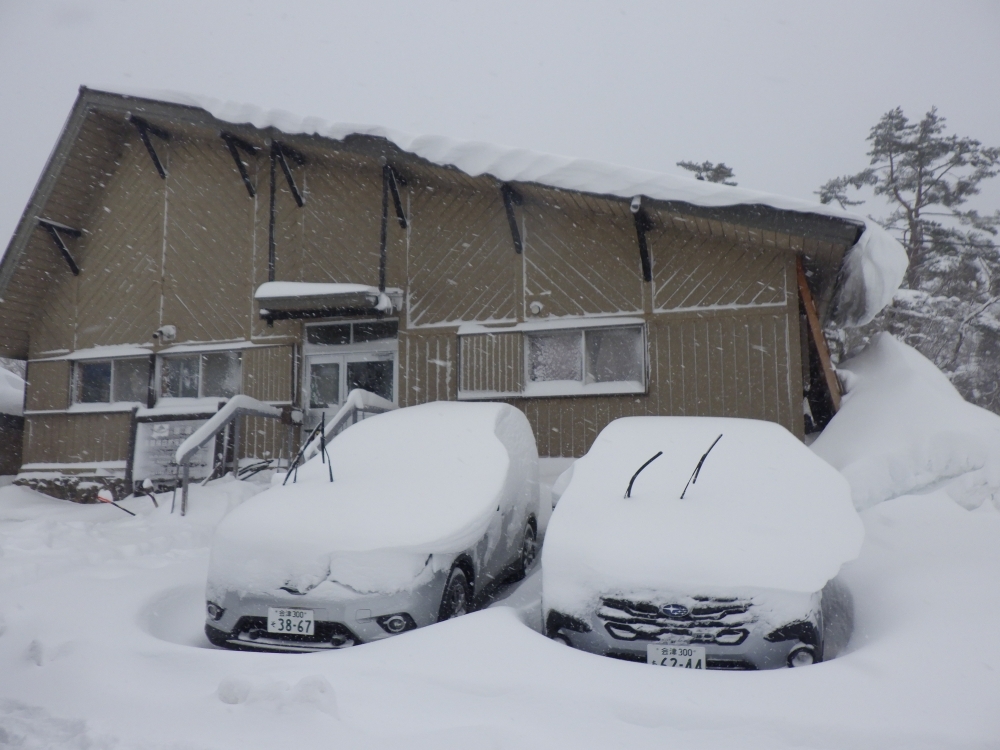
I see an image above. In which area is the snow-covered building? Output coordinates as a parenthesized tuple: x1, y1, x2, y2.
(0, 88, 905, 500)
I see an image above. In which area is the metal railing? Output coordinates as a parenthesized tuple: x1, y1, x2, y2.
(173, 395, 287, 515)
(284, 389, 397, 484)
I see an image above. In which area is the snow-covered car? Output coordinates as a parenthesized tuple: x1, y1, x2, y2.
(205, 401, 539, 652)
(542, 417, 863, 670)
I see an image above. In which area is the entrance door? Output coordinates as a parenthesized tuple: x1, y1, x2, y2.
(303, 321, 398, 430)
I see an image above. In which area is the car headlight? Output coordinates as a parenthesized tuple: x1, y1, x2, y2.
(376, 613, 417, 634)
(787, 646, 816, 667)
(206, 601, 225, 621)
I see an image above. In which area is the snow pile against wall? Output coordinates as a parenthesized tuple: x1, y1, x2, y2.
(811, 333, 1000, 511)
(542, 417, 862, 618)
(118, 88, 907, 326)
(0, 367, 25, 416)
(208, 402, 538, 596)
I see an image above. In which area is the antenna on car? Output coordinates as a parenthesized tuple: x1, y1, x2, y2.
(680, 434, 722, 499)
(625, 451, 663, 498)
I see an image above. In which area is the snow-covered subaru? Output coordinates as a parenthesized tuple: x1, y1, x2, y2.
(205, 402, 540, 651)
(542, 417, 862, 670)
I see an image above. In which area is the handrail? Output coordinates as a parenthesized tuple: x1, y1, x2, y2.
(300, 388, 396, 463)
(173, 395, 285, 516)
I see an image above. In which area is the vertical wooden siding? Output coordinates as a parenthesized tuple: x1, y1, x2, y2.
(24, 360, 71, 411)
(399, 329, 457, 406)
(242, 345, 293, 402)
(23, 412, 132, 464)
(459, 331, 524, 396)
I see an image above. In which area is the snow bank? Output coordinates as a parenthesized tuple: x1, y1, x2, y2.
(542, 417, 862, 617)
(811, 333, 1000, 510)
(208, 402, 538, 595)
(113, 87, 905, 326)
(0, 367, 24, 416)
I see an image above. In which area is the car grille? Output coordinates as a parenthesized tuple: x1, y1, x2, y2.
(598, 596, 756, 646)
(230, 616, 361, 650)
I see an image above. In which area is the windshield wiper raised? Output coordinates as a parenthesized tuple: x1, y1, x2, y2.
(680, 434, 722, 499)
(624, 451, 663, 498)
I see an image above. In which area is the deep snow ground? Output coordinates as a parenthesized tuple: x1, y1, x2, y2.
(1, 473, 998, 749)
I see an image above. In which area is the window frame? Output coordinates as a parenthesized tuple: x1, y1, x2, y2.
(72, 357, 152, 405)
(522, 323, 647, 398)
(156, 350, 243, 401)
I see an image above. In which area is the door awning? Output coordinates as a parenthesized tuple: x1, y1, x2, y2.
(255, 282, 401, 320)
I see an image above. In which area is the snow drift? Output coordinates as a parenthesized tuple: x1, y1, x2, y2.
(542, 417, 863, 617)
(0, 367, 24, 416)
(208, 402, 538, 596)
(811, 332, 1000, 511)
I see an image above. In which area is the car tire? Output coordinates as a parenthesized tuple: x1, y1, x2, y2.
(512, 518, 538, 581)
(438, 566, 472, 622)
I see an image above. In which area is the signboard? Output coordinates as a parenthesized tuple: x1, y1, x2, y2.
(132, 418, 217, 485)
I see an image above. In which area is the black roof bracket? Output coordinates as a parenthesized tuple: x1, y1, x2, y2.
(271, 140, 305, 207)
(378, 164, 408, 292)
(37, 218, 81, 276)
(500, 183, 524, 254)
(630, 195, 654, 282)
(128, 115, 170, 179)
(221, 131, 260, 198)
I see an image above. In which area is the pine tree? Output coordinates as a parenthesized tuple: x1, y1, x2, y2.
(677, 160, 737, 186)
(819, 107, 1000, 413)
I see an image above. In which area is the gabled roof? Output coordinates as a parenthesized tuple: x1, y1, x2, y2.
(0, 87, 908, 359)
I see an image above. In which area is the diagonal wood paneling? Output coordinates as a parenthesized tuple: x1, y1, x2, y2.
(74, 130, 166, 349)
(650, 221, 789, 312)
(407, 181, 516, 328)
(163, 136, 256, 343)
(300, 152, 383, 285)
(522, 189, 644, 318)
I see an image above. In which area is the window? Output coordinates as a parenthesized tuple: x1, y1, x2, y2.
(75, 358, 150, 404)
(524, 325, 645, 396)
(306, 320, 398, 346)
(160, 351, 241, 399)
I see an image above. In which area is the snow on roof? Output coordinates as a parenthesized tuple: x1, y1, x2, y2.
(110, 87, 907, 326)
(207, 402, 539, 596)
(542, 416, 862, 616)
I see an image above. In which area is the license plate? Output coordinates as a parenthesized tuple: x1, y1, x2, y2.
(267, 607, 315, 635)
(647, 644, 706, 669)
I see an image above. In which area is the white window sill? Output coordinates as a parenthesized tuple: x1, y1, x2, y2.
(522, 380, 645, 398)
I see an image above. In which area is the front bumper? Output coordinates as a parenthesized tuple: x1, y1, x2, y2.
(205, 571, 450, 652)
(546, 593, 822, 670)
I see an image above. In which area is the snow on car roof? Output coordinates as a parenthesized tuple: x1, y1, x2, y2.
(208, 401, 537, 595)
(542, 417, 863, 615)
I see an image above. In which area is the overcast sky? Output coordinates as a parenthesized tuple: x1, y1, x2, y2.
(1, 0, 998, 251)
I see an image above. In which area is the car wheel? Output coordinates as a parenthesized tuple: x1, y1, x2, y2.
(513, 518, 538, 581)
(438, 566, 471, 622)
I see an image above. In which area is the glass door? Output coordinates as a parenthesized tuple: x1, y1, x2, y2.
(305, 354, 344, 429)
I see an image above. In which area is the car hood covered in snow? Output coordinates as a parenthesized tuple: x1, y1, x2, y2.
(208, 402, 538, 595)
(542, 417, 863, 617)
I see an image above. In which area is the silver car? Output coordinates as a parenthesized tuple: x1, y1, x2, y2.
(205, 401, 540, 652)
(542, 417, 863, 669)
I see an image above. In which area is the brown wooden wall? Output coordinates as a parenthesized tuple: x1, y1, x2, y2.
(23, 412, 132, 465)
(9, 102, 831, 472)
(24, 360, 71, 411)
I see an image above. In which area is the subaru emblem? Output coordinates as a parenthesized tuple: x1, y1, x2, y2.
(661, 603, 689, 618)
